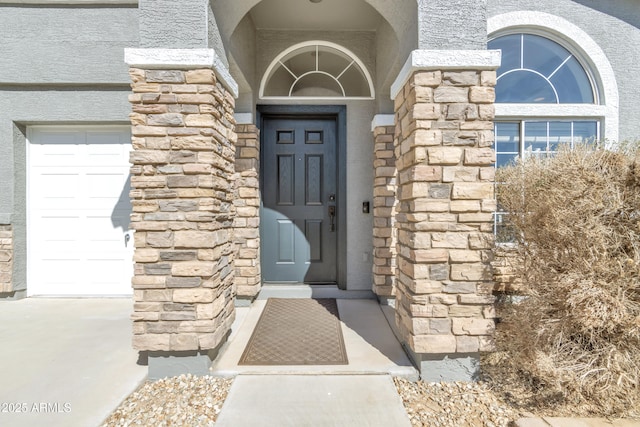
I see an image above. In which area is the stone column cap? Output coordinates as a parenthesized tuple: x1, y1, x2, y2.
(371, 114, 395, 132)
(390, 50, 501, 100)
(125, 48, 238, 98)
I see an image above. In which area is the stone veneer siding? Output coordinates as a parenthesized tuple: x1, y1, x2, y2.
(492, 246, 523, 293)
(0, 225, 12, 293)
(372, 125, 398, 297)
(128, 67, 236, 352)
(233, 124, 261, 299)
(393, 70, 497, 355)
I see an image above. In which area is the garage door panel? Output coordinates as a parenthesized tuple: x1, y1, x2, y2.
(28, 127, 133, 296)
(36, 259, 82, 289)
(87, 259, 130, 286)
(32, 214, 80, 234)
(33, 173, 81, 202)
(87, 173, 130, 200)
(86, 130, 126, 144)
(29, 132, 83, 166)
(30, 215, 83, 252)
(86, 216, 126, 250)
(86, 132, 130, 166)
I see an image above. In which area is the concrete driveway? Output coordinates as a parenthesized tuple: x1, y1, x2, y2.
(0, 298, 147, 427)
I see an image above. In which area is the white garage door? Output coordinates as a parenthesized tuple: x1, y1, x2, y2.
(28, 127, 133, 296)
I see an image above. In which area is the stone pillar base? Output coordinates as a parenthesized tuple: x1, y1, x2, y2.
(0, 290, 27, 300)
(405, 350, 480, 382)
(146, 330, 229, 380)
(234, 296, 254, 307)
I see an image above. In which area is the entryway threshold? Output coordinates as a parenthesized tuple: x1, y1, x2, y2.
(210, 298, 418, 380)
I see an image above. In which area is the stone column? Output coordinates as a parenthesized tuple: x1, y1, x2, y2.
(233, 123, 261, 301)
(0, 225, 13, 293)
(390, 50, 500, 381)
(372, 116, 398, 299)
(125, 49, 239, 377)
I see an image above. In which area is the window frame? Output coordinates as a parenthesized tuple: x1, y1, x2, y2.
(488, 11, 619, 143)
(493, 119, 600, 242)
(494, 119, 601, 168)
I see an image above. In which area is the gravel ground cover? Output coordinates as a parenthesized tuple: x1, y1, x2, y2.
(394, 378, 523, 427)
(102, 374, 527, 426)
(102, 375, 232, 427)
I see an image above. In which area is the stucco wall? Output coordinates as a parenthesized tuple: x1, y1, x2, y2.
(488, 0, 640, 142)
(418, 0, 488, 49)
(375, 20, 400, 113)
(229, 14, 258, 112)
(344, 101, 376, 289)
(0, 4, 137, 84)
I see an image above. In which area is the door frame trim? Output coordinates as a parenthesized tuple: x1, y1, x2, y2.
(257, 105, 347, 289)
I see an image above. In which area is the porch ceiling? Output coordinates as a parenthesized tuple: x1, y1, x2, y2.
(248, 0, 382, 31)
(216, 0, 415, 110)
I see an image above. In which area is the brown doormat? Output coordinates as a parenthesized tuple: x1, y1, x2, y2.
(238, 298, 348, 365)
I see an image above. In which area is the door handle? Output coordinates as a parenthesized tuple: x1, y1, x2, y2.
(328, 205, 336, 232)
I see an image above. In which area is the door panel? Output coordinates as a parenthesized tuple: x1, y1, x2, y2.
(277, 219, 296, 263)
(305, 155, 323, 205)
(277, 155, 295, 205)
(261, 116, 338, 283)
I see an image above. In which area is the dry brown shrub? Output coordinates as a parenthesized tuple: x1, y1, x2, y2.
(487, 143, 640, 417)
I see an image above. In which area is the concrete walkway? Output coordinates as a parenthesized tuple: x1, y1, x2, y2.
(0, 298, 147, 427)
(216, 374, 412, 427)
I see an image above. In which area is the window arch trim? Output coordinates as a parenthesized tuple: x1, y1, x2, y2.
(259, 40, 375, 100)
(488, 11, 619, 143)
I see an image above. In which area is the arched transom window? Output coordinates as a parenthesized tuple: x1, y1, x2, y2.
(491, 34, 595, 104)
(260, 41, 374, 99)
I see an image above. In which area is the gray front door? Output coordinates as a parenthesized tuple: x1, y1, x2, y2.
(261, 115, 338, 283)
